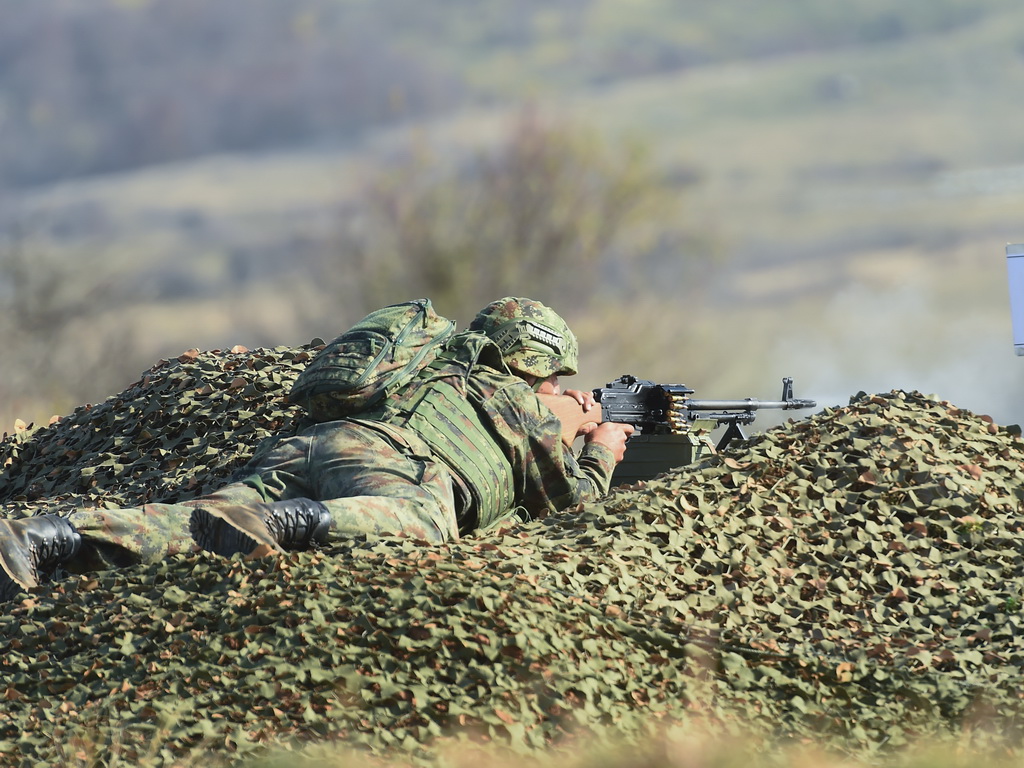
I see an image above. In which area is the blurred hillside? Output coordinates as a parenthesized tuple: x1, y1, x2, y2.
(2, 0, 1023, 431)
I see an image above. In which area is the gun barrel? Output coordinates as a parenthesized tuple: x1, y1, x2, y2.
(681, 398, 817, 412)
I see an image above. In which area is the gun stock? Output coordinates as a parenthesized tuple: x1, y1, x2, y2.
(537, 394, 602, 445)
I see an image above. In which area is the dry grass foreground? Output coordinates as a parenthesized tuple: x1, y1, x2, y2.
(2, 344, 1024, 767)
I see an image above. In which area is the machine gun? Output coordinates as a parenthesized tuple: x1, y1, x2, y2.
(540, 375, 816, 485)
(536, 376, 815, 483)
(594, 374, 816, 451)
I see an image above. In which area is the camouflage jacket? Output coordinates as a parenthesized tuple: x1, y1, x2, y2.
(365, 332, 616, 533)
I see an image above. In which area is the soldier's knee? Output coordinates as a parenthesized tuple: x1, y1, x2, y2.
(389, 510, 449, 543)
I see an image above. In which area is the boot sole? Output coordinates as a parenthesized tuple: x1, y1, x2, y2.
(189, 508, 259, 557)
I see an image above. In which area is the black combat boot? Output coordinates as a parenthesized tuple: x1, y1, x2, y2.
(189, 498, 332, 558)
(0, 515, 83, 602)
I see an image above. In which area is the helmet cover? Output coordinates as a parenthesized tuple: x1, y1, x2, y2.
(469, 297, 578, 378)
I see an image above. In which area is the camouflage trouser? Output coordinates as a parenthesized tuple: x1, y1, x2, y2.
(70, 419, 461, 569)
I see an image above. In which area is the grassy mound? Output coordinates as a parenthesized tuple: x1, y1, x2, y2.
(2, 346, 1024, 766)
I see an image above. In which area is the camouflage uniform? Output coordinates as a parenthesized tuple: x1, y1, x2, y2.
(70, 330, 615, 569)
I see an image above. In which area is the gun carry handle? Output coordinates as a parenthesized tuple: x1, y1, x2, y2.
(537, 393, 603, 446)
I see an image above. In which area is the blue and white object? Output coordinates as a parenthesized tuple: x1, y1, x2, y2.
(1008, 244, 1024, 356)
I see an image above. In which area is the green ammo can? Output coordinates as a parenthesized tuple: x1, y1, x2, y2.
(610, 432, 712, 486)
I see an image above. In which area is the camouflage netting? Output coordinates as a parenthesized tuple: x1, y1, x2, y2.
(3, 344, 1024, 767)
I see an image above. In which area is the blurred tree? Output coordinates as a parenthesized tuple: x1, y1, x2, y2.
(0, 0, 1004, 189)
(0, 0, 466, 188)
(322, 108, 676, 322)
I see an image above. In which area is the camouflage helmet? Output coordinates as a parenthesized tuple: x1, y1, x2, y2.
(469, 297, 579, 378)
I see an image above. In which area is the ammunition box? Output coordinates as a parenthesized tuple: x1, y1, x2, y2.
(611, 433, 710, 486)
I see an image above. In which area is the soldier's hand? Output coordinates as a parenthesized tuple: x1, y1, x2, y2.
(563, 388, 597, 412)
(562, 388, 600, 438)
(584, 422, 635, 463)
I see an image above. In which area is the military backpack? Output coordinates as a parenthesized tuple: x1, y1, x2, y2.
(289, 299, 456, 422)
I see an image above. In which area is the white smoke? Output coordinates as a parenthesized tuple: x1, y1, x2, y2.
(774, 278, 1024, 428)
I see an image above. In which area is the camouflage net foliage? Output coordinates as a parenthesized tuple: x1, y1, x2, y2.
(2, 344, 1024, 766)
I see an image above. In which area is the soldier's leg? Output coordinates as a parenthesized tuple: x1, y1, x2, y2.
(68, 502, 201, 570)
(310, 421, 460, 543)
(189, 421, 464, 561)
(1, 475, 290, 599)
(58, 431, 317, 570)
(1, 431, 327, 598)
(188, 432, 336, 555)
(1, 483, 272, 599)
(188, 420, 462, 556)
(67, 479, 282, 570)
